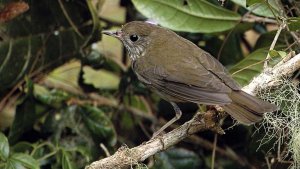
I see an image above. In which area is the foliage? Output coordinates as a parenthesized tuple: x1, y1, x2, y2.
(0, 0, 300, 169)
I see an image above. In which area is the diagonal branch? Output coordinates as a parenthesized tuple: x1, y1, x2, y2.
(86, 111, 224, 169)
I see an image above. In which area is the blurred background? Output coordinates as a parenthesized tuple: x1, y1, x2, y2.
(0, 0, 300, 169)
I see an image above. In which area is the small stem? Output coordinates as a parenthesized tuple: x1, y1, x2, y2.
(31, 142, 55, 156)
(37, 150, 58, 162)
(100, 143, 111, 157)
(265, 156, 272, 169)
(58, 0, 83, 38)
(211, 134, 218, 169)
(264, 21, 286, 69)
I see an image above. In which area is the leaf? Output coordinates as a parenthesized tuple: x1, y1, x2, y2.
(11, 142, 33, 153)
(246, 0, 262, 6)
(229, 48, 267, 86)
(3, 160, 25, 169)
(34, 85, 71, 108)
(8, 96, 48, 144)
(268, 50, 278, 57)
(74, 146, 91, 162)
(83, 66, 120, 90)
(61, 150, 73, 169)
(43, 61, 83, 96)
(269, 50, 286, 58)
(0, 132, 9, 160)
(152, 148, 201, 169)
(132, 0, 241, 33)
(288, 17, 300, 31)
(0, 0, 100, 92)
(231, 0, 280, 18)
(9, 153, 39, 169)
(78, 105, 117, 146)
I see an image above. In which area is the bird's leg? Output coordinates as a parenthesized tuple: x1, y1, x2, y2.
(152, 102, 182, 138)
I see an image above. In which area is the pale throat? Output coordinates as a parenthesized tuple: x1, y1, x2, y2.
(124, 40, 149, 61)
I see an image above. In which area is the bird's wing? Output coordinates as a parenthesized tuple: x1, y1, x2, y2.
(196, 51, 241, 90)
(134, 57, 233, 105)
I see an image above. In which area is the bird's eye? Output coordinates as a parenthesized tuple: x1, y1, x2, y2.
(129, 34, 139, 42)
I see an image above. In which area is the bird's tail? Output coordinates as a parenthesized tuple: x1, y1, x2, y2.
(222, 91, 278, 124)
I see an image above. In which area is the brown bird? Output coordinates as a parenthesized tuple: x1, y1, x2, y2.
(103, 21, 277, 136)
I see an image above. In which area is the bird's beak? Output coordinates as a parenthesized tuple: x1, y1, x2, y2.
(102, 30, 122, 38)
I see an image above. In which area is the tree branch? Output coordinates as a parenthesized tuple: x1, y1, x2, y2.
(244, 52, 300, 94)
(86, 111, 224, 169)
(85, 52, 300, 169)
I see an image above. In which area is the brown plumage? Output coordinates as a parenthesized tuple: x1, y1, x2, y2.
(103, 21, 278, 134)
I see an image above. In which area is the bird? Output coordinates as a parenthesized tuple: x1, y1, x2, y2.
(103, 21, 278, 136)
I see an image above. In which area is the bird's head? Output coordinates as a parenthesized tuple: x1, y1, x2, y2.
(103, 21, 159, 60)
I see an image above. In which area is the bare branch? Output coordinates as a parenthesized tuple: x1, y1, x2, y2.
(85, 111, 224, 169)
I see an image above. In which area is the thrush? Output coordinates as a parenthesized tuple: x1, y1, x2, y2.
(103, 21, 278, 136)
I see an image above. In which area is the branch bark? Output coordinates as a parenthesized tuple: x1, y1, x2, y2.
(86, 111, 224, 169)
(243, 52, 300, 94)
(85, 52, 300, 169)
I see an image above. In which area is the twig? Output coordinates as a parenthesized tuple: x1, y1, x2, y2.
(264, 21, 286, 69)
(290, 32, 300, 46)
(211, 134, 218, 169)
(265, 156, 272, 169)
(100, 143, 110, 157)
(58, 0, 83, 38)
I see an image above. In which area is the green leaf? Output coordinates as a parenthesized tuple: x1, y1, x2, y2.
(132, 0, 241, 33)
(9, 153, 39, 169)
(231, 0, 280, 18)
(288, 17, 300, 31)
(34, 85, 71, 108)
(0, 0, 101, 92)
(0, 28, 90, 92)
(269, 49, 279, 57)
(43, 61, 82, 96)
(83, 66, 120, 90)
(4, 160, 25, 169)
(78, 105, 117, 146)
(152, 148, 201, 169)
(246, 0, 262, 6)
(277, 51, 287, 58)
(74, 146, 91, 162)
(11, 142, 33, 154)
(229, 48, 267, 86)
(269, 50, 286, 58)
(8, 97, 48, 144)
(61, 150, 73, 169)
(0, 132, 9, 160)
